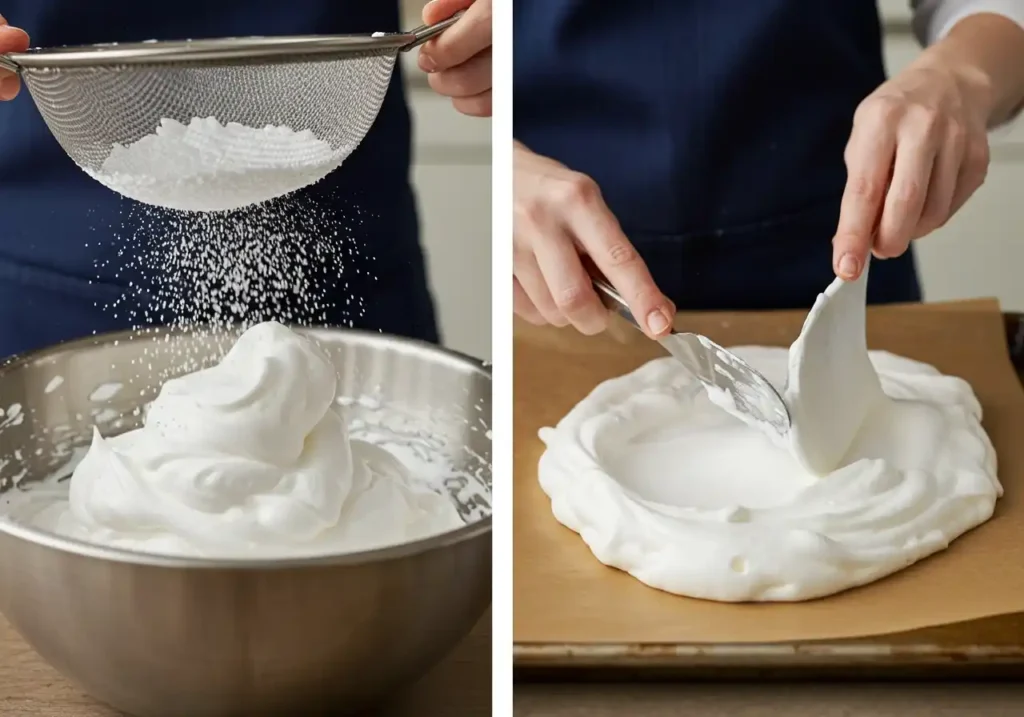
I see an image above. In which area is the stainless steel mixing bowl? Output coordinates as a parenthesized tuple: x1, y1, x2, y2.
(0, 326, 492, 717)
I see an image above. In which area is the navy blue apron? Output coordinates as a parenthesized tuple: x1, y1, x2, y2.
(0, 1, 438, 358)
(514, 0, 922, 311)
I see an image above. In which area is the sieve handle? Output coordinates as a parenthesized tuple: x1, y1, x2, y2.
(402, 10, 466, 51)
(0, 55, 18, 73)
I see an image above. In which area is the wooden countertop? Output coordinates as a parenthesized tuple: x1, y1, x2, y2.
(0, 610, 491, 716)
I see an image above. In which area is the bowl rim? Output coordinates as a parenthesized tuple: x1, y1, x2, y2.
(0, 324, 493, 570)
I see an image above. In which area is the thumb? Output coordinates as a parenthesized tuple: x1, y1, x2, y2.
(423, 0, 474, 25)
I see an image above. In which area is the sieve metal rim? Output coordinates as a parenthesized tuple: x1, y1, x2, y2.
(0, 12, 463, 72)
(2, 34, 419, 72)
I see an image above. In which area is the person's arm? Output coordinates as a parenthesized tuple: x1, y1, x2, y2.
(0, 14, 30, 101)
(913, 0, 1024, 126)
(829, 3, 1024, 281)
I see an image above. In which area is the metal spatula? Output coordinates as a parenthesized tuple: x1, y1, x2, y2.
(585, 261, 792, 437)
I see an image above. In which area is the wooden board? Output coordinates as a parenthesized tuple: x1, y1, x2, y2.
(514, 302, 1024, 677)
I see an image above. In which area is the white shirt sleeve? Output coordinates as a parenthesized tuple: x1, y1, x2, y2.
(910, 0, 1024, 125)
(911, 0, 1024, 46)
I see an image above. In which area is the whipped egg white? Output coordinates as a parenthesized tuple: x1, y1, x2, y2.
(538, 273, 1000, 602)
(29, 321, 464, 558)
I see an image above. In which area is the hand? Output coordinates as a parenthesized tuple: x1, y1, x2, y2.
(831, 53, 992, 280)
(0, 15, 29, 101)
(513, 141, 676, 338)
(419, 0, 491, 117)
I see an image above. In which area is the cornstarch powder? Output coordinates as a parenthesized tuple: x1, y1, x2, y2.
(85, 117, 338, 213)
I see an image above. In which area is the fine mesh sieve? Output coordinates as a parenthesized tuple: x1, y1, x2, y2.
(0, 12, 463, 211)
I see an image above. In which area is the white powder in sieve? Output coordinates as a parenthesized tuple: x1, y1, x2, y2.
(84, 117, 340, 213)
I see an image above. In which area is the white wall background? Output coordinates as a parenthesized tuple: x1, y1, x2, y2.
(400, 0, 492, 362)
(403, 59, 491, 362)
(880, 0, 1024, 309)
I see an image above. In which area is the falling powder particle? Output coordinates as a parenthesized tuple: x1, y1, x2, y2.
(94, 190, 378, 380)
(0, 404, 24, 428)
(44, 376, 65, 394)
(89, 383, 124, 402)
(92, 408, 121, 424)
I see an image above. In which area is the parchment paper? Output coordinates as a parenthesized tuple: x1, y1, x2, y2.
(513, 299, 1024, 644)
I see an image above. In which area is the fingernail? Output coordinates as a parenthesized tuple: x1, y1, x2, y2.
(418, 51, 436, 72)
(0, 14, 7, 25)
(838, 253, 860, 279)
(646, 309, 671, 335)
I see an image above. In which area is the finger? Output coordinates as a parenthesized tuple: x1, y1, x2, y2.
(514, 252, 568, 327)
(0, 22, 30, 100)
(877, 144, 936, 257)
(426, 48, 491, 97)
(532, 231, 610, 335)
(423, 0, 474, 25)
(452, 90, 491, 118)
(914, 126, 964, 239)
(0, 75, 18, 101)
(948, 136, 990, 217)
(832, 116, 897, 279)
(0, 23, 29, 54)
(419, 0, 491, 72)
(0, 21, 29, 99)
(563, 182, 673, 338)
(0, 24, 30, 97)
(513, 278, 546, 326)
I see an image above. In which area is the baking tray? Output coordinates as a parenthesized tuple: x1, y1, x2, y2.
(514, 312, 1024, 681)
